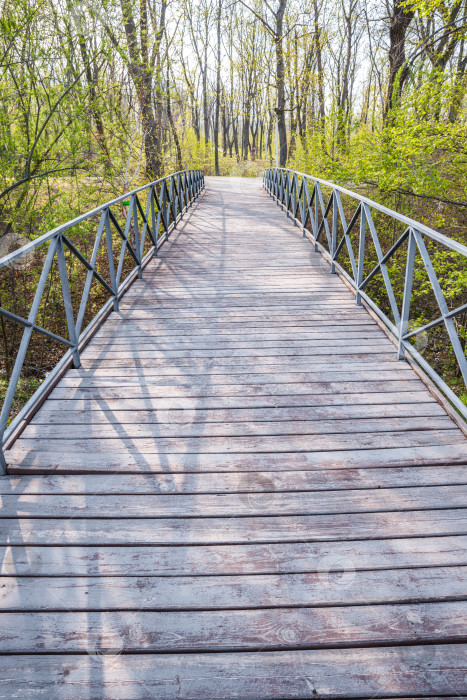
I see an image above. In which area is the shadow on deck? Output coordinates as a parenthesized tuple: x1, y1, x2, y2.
(0, 177, 466, 698)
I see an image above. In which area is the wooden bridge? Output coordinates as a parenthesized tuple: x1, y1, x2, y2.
(1, 177, 467, 697)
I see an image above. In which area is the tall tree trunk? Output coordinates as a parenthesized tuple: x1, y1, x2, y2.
(107, 0, 167, 180)
(259, 119, 264, 160)
(203, 45, 209, 144)
(166, 80, 182, 171)
(313, 0, 326, 149)
(214, 0, 222, 175)
(233, 118, 239, 158)
(274, 0, 288, 167)
(222, 100, 228, 156)
(243, 100, 251, 160)
(384, 0, 415, 123)
(449, 40, 467, 122)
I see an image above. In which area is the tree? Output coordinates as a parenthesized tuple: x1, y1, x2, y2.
(104, 0, 167, 180)
(384, 0, 415, 121)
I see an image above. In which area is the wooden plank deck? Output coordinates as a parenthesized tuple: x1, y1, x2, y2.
(1, 176, 467, 698)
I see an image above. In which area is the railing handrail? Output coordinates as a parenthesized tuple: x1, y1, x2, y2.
(0, 169, 205, 270)
(263, 166, 467, 422)
(0, 168, 205, 471)
(272, 167, 467, 257)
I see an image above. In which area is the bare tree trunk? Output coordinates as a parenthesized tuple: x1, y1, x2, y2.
(233, 117, 239, 158)
(203, 44, 209, 144)
(274, 0, 288, 167)
(384, 0, 415, 122)
(313, 0, 326, 149)
(243, 99, 251, 160)
(166, 80, 182, 171)
(449, 39, 467, 122)
(214, 0, 222, 175)
(106, 0, 167, 180)
(222, 100, 228, 156)
(181, 56, 200, 141)
(259, 119, 264, 160)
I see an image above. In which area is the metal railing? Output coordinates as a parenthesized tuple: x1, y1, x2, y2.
(0, 169, 204, 471)
(263, 167, 467, 419)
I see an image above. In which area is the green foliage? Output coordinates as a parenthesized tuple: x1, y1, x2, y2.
(291, 70, 467, 205)
(403, 0, 460, 17)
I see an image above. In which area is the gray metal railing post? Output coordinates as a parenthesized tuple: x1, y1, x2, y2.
(149, 186, 158, 256)
(398, 229, 416, 359)
(331, 190, 337, 273)
(104, 208, 119, 310)
(56, 237, 81, 368)
(314, 184, 319, 251)
(356, 204, 367, 306)
(301, 177, 309, 237)
(168, 176, 176, 229)
(131, 195, 143, 278)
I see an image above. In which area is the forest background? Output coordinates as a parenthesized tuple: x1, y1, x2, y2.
(0, 0, 466, 418)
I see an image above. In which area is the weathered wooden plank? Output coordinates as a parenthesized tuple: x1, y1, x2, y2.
(31, 391, 437, 412)
(22, 417, 454, 441)
(0, 645, 465, 698)
(90, 330, 385, 345)
(79, 345, 396, 360)
(70, 357, 403, 372)
(123, 278, 346, 287)
(1, 508, 466, 544)
(117, 300, 358, 311)
(98, 318, 376, 330)
(7, 442, 467, 472)
(121, 286, 351, 293)
(44, 385, 438, 410)
(31, 402, 444, 425)
(93, 327, 379, 342)
(1, 484, 465, 518)
(14, 429, 463, 454)
(111, 311, 373, 323)
(119, 293, 355, 304)
(1, 602, 465, 652)
(91, 332, 384, 345)
(54, 369, 415, 388)
(2, 465, 465, 495)
(2, 567, 467, 611)
(103, 309, 370, 321)
(80, 340, 392, 358)
(49, 379, 425, 400)
(80, 352, 400, 368)
(121, 287, 350, 297)
(144, 267, 334, 276)
(2, 536, 466, 576)
(74, 356, 403, 373)
(146, 262, 327, 271)
(120, 287, 352, 294)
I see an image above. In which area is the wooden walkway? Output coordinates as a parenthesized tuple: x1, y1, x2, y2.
(1, 176, 467, 698)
